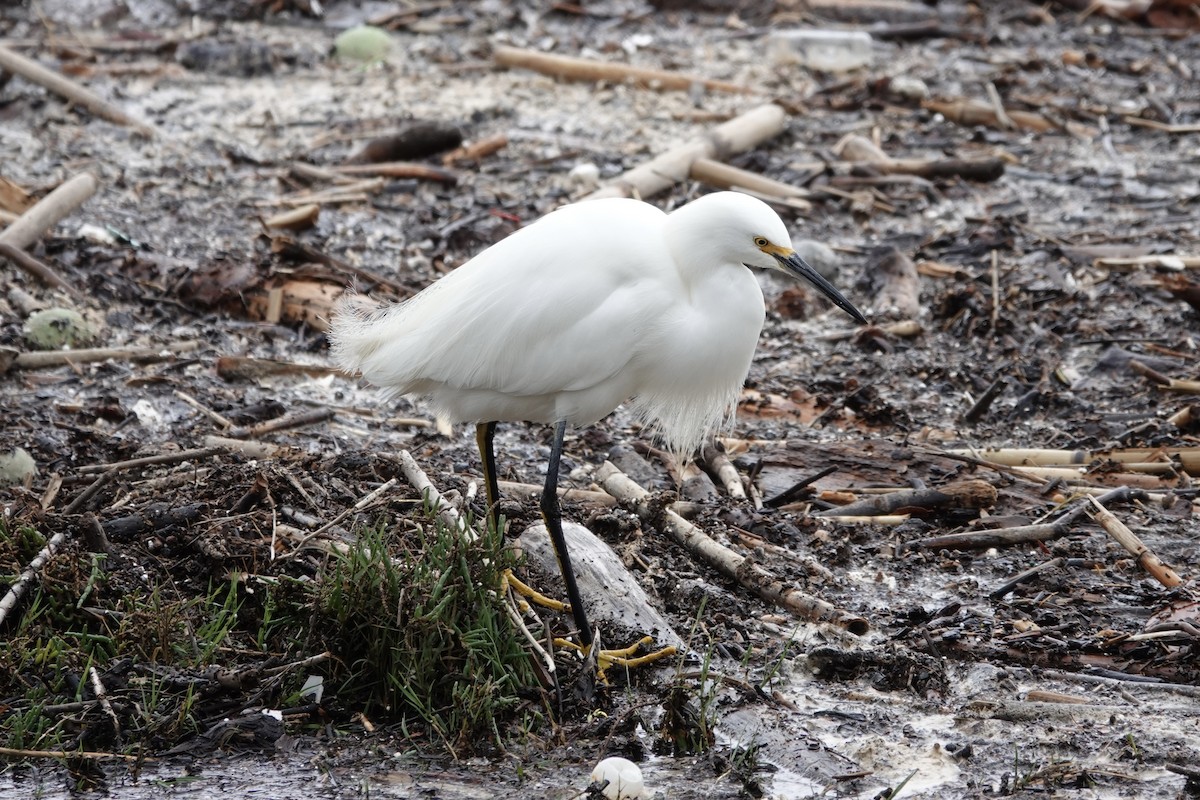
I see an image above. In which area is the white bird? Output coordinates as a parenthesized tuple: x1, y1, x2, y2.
(329, 191, 865, 667)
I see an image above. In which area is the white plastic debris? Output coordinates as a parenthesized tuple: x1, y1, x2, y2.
(767, 29, 873, 72)
(590, 756, 647, 800)
(568, 162, 601, 190)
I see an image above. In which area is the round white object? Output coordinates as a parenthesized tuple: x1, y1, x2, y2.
(590, 756, 646, 800)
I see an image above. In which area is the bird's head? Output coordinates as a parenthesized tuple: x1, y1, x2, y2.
(672, 192, 866, 324)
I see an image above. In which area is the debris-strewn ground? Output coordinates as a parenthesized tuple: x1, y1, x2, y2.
(2, 1, 1199, 797)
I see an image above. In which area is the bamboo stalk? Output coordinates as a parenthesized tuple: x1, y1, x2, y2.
(584, 104, 787, 201)
(0, 172, 99, 251)
(0, 44, 156, 136)
(948, 447, 1200, 476)
(596, 461, 868, 634)
(1087, 497, 1183, 588)
(493, 45, 754, 95)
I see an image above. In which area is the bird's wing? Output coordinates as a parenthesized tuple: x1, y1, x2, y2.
(337, 200, 677, 398)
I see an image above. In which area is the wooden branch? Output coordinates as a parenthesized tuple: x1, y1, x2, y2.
(391, 450, 466, 533)
(203, 435, 297, 460)
(596, 461, 868, 634)
(947, 446, 1200, 477)
(493, 45, 755, 95)
(226, 408, 334, 439)
(1087, 497, 1184, 588)
(816, 479, 996, 517)
(77, 446, 224, 474)
(332, 161, 458, 184)
(1093, 254, 1200, 271)
(0, 172, 99, 251)
(585, 104, 787, 201)
(1130, 359, 1200, 394)
(833, 135, 1007, 181)
(442, 133, 508, 165)
(989, 557, 1067, 600)
(263, 204, 319, 231)
(688, 158, 813, 210)
(497, 480, 617, 508)
(0, 746, 147, 762)
(0, 528, 68, 627)
(700, 442, 746, 500)
(9, 340, 200, 371)
(922, 97, 1056, 133)
(0, 241, 83, 299)
(215, 356, 342, 382)
(0, 44, 156, 136)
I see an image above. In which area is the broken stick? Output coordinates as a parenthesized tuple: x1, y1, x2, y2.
(596, 461, 868, 634)
(0, 172, 99, 251)
(0, 44, 157, 136)
(585, 104, 787, 201)
(1087, 496, 1183, 589)
(493, 44, 754, 95)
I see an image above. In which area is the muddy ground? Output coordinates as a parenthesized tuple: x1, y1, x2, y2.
(2, 0, 1200, 798)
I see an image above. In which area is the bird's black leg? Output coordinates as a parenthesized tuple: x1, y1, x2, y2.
(542, 420, 595, 649)
(475, 421, 501, 538)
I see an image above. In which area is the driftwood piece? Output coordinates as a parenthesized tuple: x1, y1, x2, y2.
(948, 446, 1200, 477)
(332, 162, 458, 184)
(203, 435, 297, 460)
(515, 522, 683, 649)
(817, 479, 996, 518)
(1094, 254, 1200, 271)
(989, 557, 1067, 600)
(0, 44, 157, 136)
(9, 340, 200, 372)
(493, 44, 754, 95)
(869, 246, 922, 319)
(268, 236, 410, 295)
(215, 356, 341, 382)
(0, 529, 68, 627)
(344, 123, 463, 164)
(262, 204, 319, 231)
(585, 104, 787, 201)
(962, 377, 1009, 424)
(0, 241, 83, 299)
(700, 442, 747, 500)
(922, 97, 1056, 133)
(226, 408, 333, 439)
(442, 133, 508, 165)
(596, 461, 868, 634)
(1087, 497, 1184, 588)
(1130, 359, 1200, 394)
(834, 134, 1007, 182)
(687, 158, 813, 210)
(0, 172, 99, 251)
(102, 503, 207, 539)
(78, 446, 224, 475)
(391, 450, 465, 533)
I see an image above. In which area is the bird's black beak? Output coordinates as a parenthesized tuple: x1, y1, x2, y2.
(773, 250, 867, 324)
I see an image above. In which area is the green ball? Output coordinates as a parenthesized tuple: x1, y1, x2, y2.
(334, 26, 393, 63)
(0, 447, 36, 487)
(22, 307, 98, 350)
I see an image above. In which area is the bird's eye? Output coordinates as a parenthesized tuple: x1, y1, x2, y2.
(753, 237, 769, 248)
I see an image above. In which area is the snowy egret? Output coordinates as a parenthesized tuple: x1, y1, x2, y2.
(330, 191, 865, 668)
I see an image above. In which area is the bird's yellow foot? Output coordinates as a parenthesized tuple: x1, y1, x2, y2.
(503, 570, 677, 680)
(556, 636, 678, 682)
(504, 568, 570, 614)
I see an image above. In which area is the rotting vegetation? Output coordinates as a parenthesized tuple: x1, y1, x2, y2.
(0, 497, 546, 758)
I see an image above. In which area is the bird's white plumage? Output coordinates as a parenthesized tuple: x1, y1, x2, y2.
(330, 192, 801, 457)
